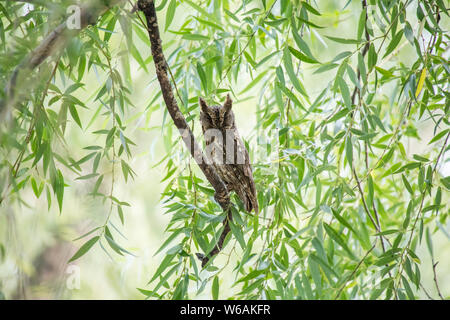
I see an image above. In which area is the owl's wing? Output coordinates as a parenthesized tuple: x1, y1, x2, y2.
(200, 112, 215, 147)
(234, 131, 258, 214)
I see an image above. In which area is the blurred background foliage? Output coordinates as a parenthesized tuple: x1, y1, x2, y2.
(0, 0, 449, 299)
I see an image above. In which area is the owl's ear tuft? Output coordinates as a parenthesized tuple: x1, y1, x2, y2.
(199, 97, 208, 113)
(223, 94, 233, 112)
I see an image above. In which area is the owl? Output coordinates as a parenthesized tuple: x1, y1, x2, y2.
(199, 94, 258, 214)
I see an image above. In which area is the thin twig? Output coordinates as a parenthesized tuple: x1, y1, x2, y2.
(334, 241, 377, 299)
(432, 261, 445, 300)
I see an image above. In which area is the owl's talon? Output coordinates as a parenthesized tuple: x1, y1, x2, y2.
(214, 193, 230, 209)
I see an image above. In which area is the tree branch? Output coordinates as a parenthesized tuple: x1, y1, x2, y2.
(136, 0, 231, 267)
(0, 0, 125, 119)
(350, 0, 371, 106)
(432, 261, 444, 300)
(334, 240, 377, 299)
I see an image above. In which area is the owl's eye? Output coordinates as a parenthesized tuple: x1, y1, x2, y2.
(203, 112, 212, 121)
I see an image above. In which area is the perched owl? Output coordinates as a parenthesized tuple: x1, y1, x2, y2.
(199, 94, 258, 214)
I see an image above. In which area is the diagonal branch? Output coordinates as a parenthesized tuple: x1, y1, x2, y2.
(136, 0, 231, 267)
(0, 0, 125, 119)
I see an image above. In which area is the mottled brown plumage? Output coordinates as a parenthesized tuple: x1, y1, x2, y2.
(199, 95, 258, 214)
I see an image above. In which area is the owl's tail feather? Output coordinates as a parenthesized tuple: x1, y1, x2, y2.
(239, 190, 258, 215)
(248, 194, 259, 215)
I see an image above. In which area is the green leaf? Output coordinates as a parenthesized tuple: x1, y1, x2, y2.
(337, 76, 351, 108)
(331, 209, 357, 236)
(291, 23, 316, 61)
(383, 30, 403, 58)
(165, 0, 177, 31)
(288, 46, 319, 64)
(375, 229, 400, 236)
(154, 228, 184, 255)
(403, 22, 415, 45)
(103, 15, 117, 42)
(156, 0, 169, 11)
(403, 201, 413, 230)
(428, 129, 449, 145)
(425, 228, 434, 258)
(309, 253, 338, 278)
(239, 71, 267, 95)
(194, 17, 224, 31)
(184, 0, 215, 21)
(31, 178, 44, 198)
(301, 1, 321, 15)
(229, 221, 245, 250)
(224, 9, 240, 22)
(76, 173, 99, 180)
(276, 81, 305, 110)
(323, 224, 356, 260)
(412, 154, 429, 162)
(129, 42, 148, 72)
(149, 254, 176, 284)
(402, 276, 415, 300)
(105, 228, 124, 256)
(149, 263, 181, 296)
(358, 52, 367, 84)
(69, 236, 99, 262)
(73, 152, 96, 167)
(345, 136, 353, 167)
(73, 227, 101, 241)
(375, 253, 399, 266)
(314, 63, 339, 74)
(212, 276, 219, 300)
(402, 174, 414, 195)
(422, 204, 442, 213)
(69, 104, 82, 128)
(182, 34, 209, 41)
(368, 43, 377, 70)
(367, 174, 374, 204)
(298, 18, 324, 29)
(196, 63, 207, 94)
(283, 47, 308, 97)
(375, 66, 393, 77)
(357, 8, 367, 40)
(65, 83, 84, 95)
(325, 36, 361, 44)
(117, 206, 124, 225)
(55, 170, 64, 212)
(441, 176, 450, 190)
